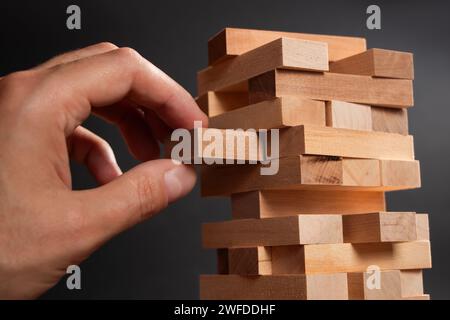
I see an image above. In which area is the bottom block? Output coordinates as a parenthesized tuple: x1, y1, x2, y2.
(348, 269, 424, 300)
(200, 274, 348, 300)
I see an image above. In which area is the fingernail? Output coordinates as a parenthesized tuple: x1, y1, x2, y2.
(164, 165, 196, 203)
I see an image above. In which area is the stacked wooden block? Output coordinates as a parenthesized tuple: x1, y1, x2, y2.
(196, 28, 431, 300)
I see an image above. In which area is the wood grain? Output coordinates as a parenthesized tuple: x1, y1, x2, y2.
(249, 69, 414, 108)
(380, 160, 421, 188)
(208, 28, 367, 65)
(228, 247, 272, 275)
(231, 190, 386, 219)
(166, 127, 259, 163)
(416, 214, 430, 241)
(198, 37, 328, 95)
(202, 215, 343, 248)
(200, 274, 348, 300)
(343, 212, 417, 243)
(173, 125, 415, 162)
(348, 269, 424, 300)
(278, 125, 415, 161)
(271, 241, 432, 274)
(209, 97, 326, 129)
(371, 106, 409, 135)
(326, 100, 372, 131)
(201, 157, 421, 196)
(329, 48, 414, 79)
(400, 270, 424, 298)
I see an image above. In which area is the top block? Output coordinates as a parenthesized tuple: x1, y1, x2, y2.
(330, 48, 414, 80)
(198, 37, 329, 95)
(208, 28, 367, 65)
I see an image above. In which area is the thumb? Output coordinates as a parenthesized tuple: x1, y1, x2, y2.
(76, 159, 196, 244)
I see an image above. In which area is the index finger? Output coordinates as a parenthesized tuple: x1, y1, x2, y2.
(39, 47, 208, 135)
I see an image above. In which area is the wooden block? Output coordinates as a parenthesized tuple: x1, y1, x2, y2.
(198, 37, 328, 95)
(342, 159, 381, 186)
(326, 101, 409, 134)
(271, 241, 432, 274)
(400, 270, 424, 297)
(200, 274, 348, 300)
(416, 214, 430, 240)
(201, 156, 421, 196)
(371, 106, 409, 135)
(380, 160, 421, 188)
(209, 97, 326, 130)
(326, 100, 372, 131)
(278, 125, 415, 161)
(348, 269, 424, 300)
(231, 190, 386, 219)
(202, 156, 341, 196)
(170, 125, 414, 162)
(217, 249, 229, 274)
(166, 127, 259, 163)
(347, 270, 402, 300)
(197, 91, 249, 117)
(202, 215, 343, 249)
(249, 69, 414, 108)
(343, 212, 417, 243)
(208, 28, 367, 65)
(228, 247, 272, 275)
(329, 48, 414, 80)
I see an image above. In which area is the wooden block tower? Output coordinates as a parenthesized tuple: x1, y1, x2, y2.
(195, 28, 432, 300)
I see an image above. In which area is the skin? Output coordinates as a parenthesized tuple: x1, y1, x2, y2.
(0, 43, 208, 299)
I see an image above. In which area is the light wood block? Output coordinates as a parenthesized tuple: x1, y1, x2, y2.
(347, 269, 424, 300)
(201, 156, 421, 196)
(278, 125, 415, 161)
(380, 160, 421, 188)
(400, 270, 425, 298)
(329, 48, 414, 80)
(197, 91, 249, 117)
(342, 159, 381, 186)
(348, 270, 402, 300)
(200, 274, 348, 300)
(231, 190, 386, 219)
(271, 241, 432, 274)
(208, 28, 367, 65)
(326, 101, 409, 134)
(202, 215, 343, 248)
(198, 37, 328, 95)
(371, 106, 409, 135)
(169, 125, 415, 162)
(228, 247, 272, 275)
(249, 69, 414, 108)
(209, 97, 326, 130)
(343, 212, 417, 243)
(416, 214, 430, 240)
(166, 127, 259, 163)
(202, 155, 341, 196)
(326, 100, 372, 131)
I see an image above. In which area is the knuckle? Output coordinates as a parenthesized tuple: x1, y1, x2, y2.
(115, 47, 142, 64)
(96, 41, 118, 51)
(1, 70, 38, 89)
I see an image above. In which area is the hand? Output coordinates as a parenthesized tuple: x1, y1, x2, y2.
(0, 43, 208, 299)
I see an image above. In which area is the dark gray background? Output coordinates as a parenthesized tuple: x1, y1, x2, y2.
(0, 0, 448, 299)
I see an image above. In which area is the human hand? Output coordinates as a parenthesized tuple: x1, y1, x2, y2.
(0, 43, 207, 299)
